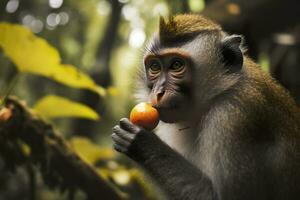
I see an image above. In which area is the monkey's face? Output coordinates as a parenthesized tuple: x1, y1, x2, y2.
(144, 49, 194, 123)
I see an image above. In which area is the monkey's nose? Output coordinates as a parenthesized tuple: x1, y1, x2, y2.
(151, 91, 165, 106)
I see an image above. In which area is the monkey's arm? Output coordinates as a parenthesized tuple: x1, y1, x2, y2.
(112, 118, 217, 200)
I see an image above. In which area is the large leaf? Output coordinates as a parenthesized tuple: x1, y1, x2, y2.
(33, 95, 99, 120)
(69, 137, 115, 165)
(0, 22, 105, 96)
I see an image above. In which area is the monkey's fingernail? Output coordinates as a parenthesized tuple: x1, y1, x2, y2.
(120, 118, 128, 123)
(112, 125, 119, 131)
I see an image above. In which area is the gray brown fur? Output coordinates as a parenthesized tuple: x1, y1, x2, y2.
(113, 14, 300, 200)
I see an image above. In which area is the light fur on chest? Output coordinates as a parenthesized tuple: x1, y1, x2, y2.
(155, 122, 199, 159)
(155, 121, 217, 179)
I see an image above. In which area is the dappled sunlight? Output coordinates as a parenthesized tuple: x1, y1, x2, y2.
(0, 0, 299, 199)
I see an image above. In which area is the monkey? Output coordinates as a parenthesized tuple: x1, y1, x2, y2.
(111, 14, 300, 200)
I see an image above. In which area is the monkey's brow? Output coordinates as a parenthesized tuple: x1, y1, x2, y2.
(144, 48, 191, 60)
(145, 35, 193, 58)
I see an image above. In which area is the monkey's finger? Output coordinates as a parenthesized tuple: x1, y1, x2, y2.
(119, 118, 140, 133)
(113, 125, 135, 141)
(111, 132, 130, 147)
(113, 143, 128, 153)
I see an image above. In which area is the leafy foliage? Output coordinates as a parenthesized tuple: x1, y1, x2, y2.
(0, 22, 105, 96)
(69, 136, 114, 165)
(33, 95, 100, 120)
(0, 0, 176, 199)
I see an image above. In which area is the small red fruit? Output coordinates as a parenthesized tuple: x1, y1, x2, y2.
(129, 102, 159, 130)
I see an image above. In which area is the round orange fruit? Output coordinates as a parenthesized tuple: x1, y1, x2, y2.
(129, 102, 159, 130)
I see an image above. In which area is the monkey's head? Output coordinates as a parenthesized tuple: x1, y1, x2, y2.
(137, 14, 244, 123)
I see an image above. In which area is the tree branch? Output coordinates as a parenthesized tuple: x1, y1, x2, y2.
(0, 97, 122, 200)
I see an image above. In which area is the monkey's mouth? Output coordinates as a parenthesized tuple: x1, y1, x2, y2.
(153, 104, 177, 110)
(152, 94, 181, 110)
(151, 92, 187, 123)
(154, 104, 184, 123)
(153, 101, 180, 114)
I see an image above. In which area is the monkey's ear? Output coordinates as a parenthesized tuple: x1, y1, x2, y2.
(220, 35, 244, 72)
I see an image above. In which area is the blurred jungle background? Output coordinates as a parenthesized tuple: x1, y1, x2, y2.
(0, 0, 300, 199)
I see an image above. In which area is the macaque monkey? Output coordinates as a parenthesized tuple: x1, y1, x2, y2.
(112, 14, 300, 200)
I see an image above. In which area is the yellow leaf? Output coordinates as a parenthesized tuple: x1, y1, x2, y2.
(188, 0, 205, 12)
(112, 169, 131, 185)
(107, 86, 119, 96)
(20, 142, 31, 156)
(0, 22, 105, 96)
(33, 95, 99, 120)
(259, 53, 270, 72)
(69, 137, 115, 165)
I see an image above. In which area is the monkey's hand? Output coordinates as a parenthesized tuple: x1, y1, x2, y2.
(112, 118, 161, 162)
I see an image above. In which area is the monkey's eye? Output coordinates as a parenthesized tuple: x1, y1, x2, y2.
(170, 59, 185, 71)
(148, 60, 161, 74)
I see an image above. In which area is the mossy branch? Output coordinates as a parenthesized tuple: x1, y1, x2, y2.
(0, 96, 122, 200)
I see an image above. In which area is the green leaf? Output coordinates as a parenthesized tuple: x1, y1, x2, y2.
(0, 22, 105, 96)
(69, 137, 115, 165)
(259, 53, 270, 72)
(33, 95, 100, 120)
(188, 0, 205, 12)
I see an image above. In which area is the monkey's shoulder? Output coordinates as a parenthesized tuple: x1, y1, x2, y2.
(242, 59, 300, 124)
